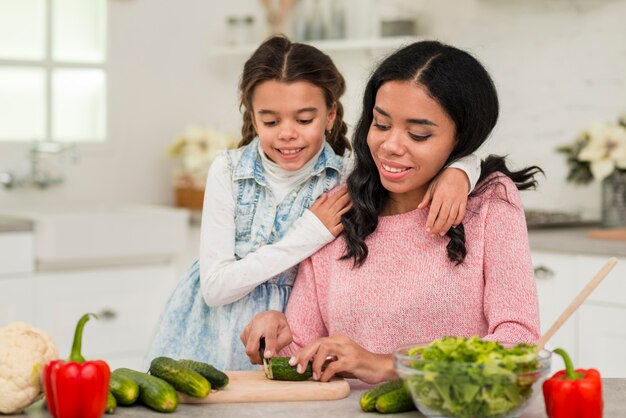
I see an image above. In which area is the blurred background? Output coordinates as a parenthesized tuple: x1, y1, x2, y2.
(1, 0, 625, 375)
(0, 0, 624, 216)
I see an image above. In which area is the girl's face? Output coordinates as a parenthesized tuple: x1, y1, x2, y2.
(251, 80, 337, 171)
(367, 81, 456, 213)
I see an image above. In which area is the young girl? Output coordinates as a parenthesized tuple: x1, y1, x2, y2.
(241, 40, 544, 384)
(146, 36, 482, 371)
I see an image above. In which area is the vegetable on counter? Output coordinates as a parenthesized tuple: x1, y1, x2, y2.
(43, 313, 111, 418)
(109, 370, 140, 406)
(264, 357, 313, 381)
(178, 359, 229, 389)
(375, 387, 415, 414)
(149, 357, 210, 398)
(542, 348, 603, 418)
(114, 368, 179, 413)
(106, 392, 117, 414)
(404, 336, 541, 418)
(360, 379, 415, 413)
(0, 322, 58, 414)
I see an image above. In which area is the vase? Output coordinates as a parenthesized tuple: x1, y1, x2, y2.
(601, 170, 626, 227)
(175, 186, 205, 211)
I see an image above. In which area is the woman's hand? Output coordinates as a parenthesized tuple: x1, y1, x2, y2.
(309, 185, 352, 237)
(289, 334, 397, 384)
(240, 310, 293, 364)
(418, 168, 469, 236)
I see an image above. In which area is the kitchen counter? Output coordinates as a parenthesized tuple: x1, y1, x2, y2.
(185, 224, 626, 260)
(529, 227, 626, 257)
(18, 378, 626, 417)
(0, 215, 33, 233)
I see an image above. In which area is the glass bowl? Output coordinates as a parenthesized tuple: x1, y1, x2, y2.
(393, 342, 551, 418)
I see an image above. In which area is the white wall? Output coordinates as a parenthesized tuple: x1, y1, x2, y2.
(0, 0, 625, 220)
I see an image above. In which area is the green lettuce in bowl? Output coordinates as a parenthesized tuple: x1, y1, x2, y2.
(394, 336, 551, 418)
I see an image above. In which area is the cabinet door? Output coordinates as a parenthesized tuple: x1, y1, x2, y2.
(531, 251, 579, 371)
(577, 255, 626, 305)
(576, 255, 626, 377)
(0, 232, 34, 277)
(579, 304, 626, 377)
(33, 264, 177, 360)
(0, 277, 36, 326)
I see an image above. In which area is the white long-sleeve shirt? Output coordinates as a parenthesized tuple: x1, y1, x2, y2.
(199, 149, 481, 307)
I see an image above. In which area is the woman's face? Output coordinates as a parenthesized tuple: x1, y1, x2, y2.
(367, 80, 456, 213)
(251, 80, 336, 171)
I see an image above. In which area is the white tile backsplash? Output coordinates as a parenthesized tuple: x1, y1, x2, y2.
(0, 0, 624, 220)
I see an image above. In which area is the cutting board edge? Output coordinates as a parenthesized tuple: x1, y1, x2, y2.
(180, 380, 351, 404)
(178, 370, 351, 404)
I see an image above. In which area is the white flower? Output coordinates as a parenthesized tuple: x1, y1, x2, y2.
(166, 124, 237, 176)
(577, 120, 626, 180)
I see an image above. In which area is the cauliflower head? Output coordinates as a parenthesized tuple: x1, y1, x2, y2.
(0, 322, 58, 414)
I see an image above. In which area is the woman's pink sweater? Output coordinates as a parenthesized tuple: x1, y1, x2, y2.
(283, 175, 540, 355)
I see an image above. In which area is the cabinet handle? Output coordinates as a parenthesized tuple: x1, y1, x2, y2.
(96, 309, 117, 321)
(534, 265, 555, 280)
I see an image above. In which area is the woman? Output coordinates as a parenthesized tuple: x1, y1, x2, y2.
(240, 40, 543, 384)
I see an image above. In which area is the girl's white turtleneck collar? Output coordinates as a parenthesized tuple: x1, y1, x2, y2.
(258, 140, 325, 203)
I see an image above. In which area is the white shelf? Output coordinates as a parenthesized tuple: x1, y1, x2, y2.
(208, 36, 421, 57)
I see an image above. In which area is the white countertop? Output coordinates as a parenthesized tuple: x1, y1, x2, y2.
(0, 215, 33, 233)
(528, 227, 626, 257)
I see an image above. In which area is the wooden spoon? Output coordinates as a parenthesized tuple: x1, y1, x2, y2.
(536, 257, 618, 350)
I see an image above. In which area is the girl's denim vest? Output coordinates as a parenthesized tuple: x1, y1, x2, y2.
(144, 138, 344, 370)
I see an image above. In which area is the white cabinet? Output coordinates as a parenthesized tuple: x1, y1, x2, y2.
(0, 263, 179, 371)
(577, 255, 626, 378)
(531, 252, 579, 372)
(36, 264, 178, 366)
(532, 251, 626, 377)
(0, 232, 34, 276)
(0, 277, 36, 324)
(578, 305, 626, 377)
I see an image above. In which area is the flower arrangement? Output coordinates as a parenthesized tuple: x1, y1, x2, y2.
(557, 116, 626, 184)
(166, 125, 238, 189)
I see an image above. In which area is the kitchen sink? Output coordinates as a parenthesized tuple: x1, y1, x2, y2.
(0, 203, 190, 270)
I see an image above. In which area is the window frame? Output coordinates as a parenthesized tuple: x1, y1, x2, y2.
(0, 0, 109, 145)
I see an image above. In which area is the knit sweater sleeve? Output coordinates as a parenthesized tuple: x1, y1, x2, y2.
(281, 257, 329, 355)
(199, 154, 334, 307)
(480, 176, 541, 345)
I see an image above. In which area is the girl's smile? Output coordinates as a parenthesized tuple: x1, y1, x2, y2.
(251, 80, 336, 171)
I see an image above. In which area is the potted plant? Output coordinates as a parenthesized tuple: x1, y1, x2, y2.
(557, 116, 626, 227)
(166, 125, 237, 210)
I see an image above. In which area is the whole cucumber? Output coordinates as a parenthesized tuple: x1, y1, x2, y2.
(360, 379, 405, 412)
(114, 368, 179, 413)
(110, 370, 139, 405)
(149, 357, 211, 398)
(105, 391, 117, 414)
(178, 359, 229, 389)
(375, 387, 415, 414)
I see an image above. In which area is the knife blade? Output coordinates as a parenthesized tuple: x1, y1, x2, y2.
(259, 337, 273, 379)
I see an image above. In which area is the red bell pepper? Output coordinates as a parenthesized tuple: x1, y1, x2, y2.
(542, 348, 603, 418)
(43, 313, 111, 418)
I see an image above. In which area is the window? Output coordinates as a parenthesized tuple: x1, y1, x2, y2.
(0, 0, 107, 143)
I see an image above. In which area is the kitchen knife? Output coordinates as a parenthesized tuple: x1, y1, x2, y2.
(259, 337, 273, 379)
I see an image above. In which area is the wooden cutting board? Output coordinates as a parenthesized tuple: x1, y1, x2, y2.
(588, 228, 626, 241)
(178, 370, 351, 403)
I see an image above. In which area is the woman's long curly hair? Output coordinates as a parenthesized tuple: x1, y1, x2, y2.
(341, 41, 543, 266)
(238, 35, 350, 156)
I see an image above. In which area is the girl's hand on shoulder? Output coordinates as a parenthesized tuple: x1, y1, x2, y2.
(240, 310, 292, 365)
(309, 184, 352, 237)
(289, 334, 396, 384)
(418, 168, 469, 236)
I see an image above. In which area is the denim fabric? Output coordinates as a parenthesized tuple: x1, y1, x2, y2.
(144, 138, 344, 371)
